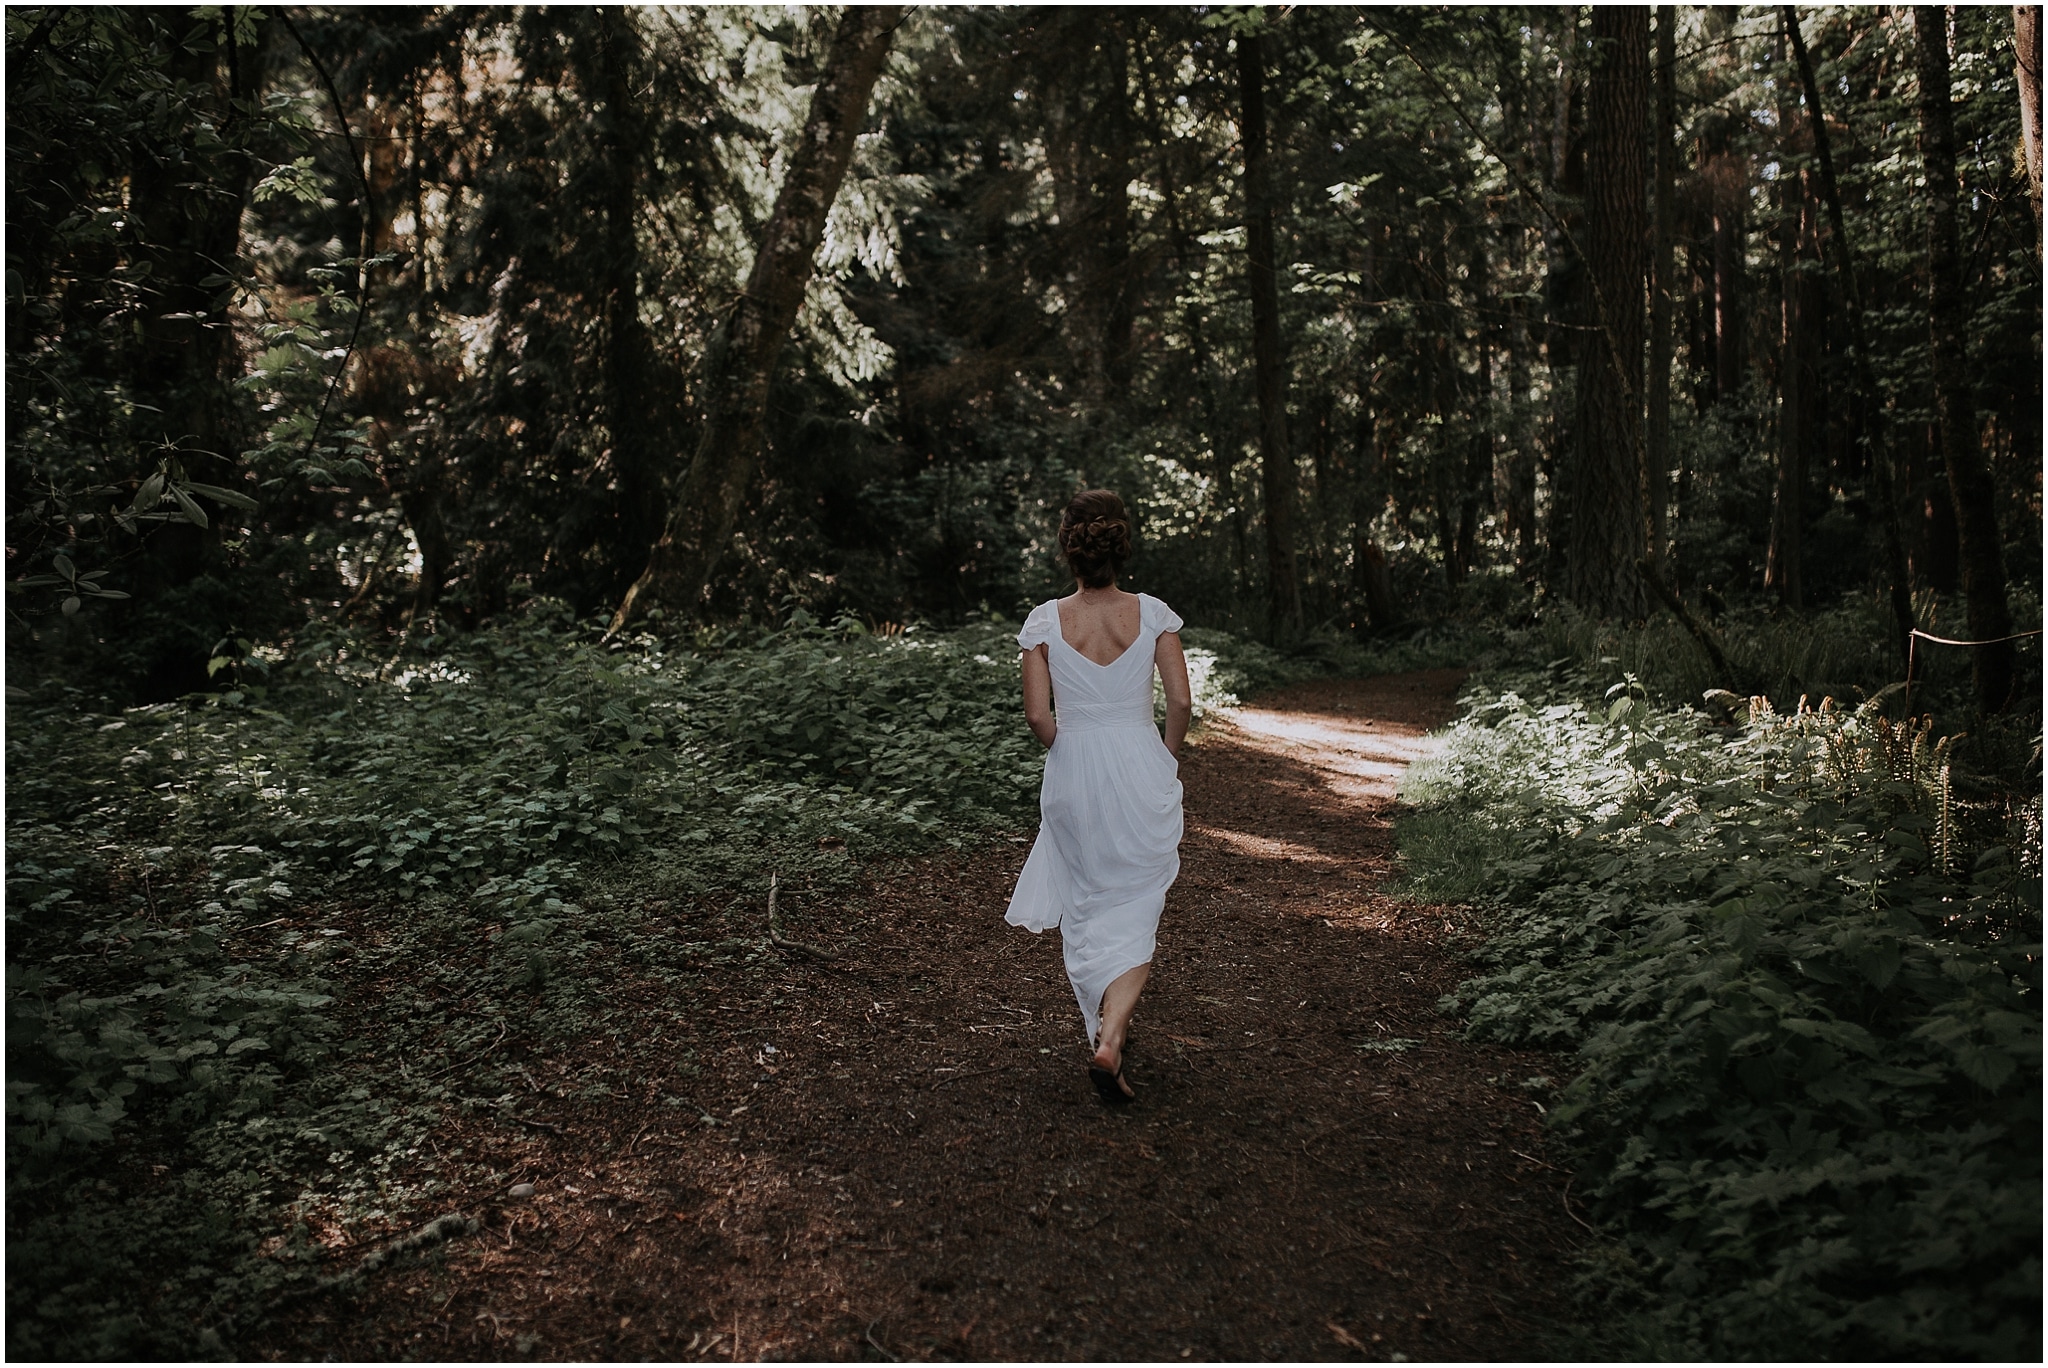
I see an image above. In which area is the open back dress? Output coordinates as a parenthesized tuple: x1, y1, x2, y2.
(1005, 593, 1185, 1044)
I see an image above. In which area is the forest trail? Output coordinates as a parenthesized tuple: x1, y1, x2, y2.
(270, 669, 1581, 1362)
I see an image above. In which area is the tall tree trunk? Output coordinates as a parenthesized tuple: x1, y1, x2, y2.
(1350, 238, 1399, 630)
(1236, 26, 1301, 641)
(1767, 23, 1805, 610)
(1916, 7, 2016, 710)
(1500, 36, 1539, 576)
(1455, 241, 1493, 581)
(1563, 6, 1650, 618)
(1099, 20, 1136, 396)
(1424, 235, 1461, 587)
(1646, 6, 1676, 568)
(1310, 390, 1337, 616)
(609, 6, 900, 634)
(1542, 12, 1583, 590)
(1922, 455, 1963, 591)
(1352, 397, 1400, 629)
(590, 7, 667, 585)
(2017, 6, 2044, 230)
(128, 20, 258, 475)
(1766, 161, 1807, 608)
(1041, 16, 1101, 398)
(1785, 7, 1916, 665)
(1700, 110, 1749, 403)
(1505, 238, 1538, 574)
(1145, 51, 1245, 604)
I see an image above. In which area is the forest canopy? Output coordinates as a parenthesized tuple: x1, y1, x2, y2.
(6, 4, 2040, 705)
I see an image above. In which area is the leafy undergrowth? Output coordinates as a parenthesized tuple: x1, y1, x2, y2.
(1535, 588, 2042, 747)
(5, 599, 1391, 1358)
(1400, 663, 2042, 1360)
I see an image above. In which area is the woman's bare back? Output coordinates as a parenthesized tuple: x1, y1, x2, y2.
(1056, 590, 1142, 666)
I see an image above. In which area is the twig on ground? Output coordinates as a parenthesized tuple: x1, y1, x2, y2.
(766, 872, 840, 960)
(1483, 1289, 1530, 1331)
(930, 1066, 1004, 1089)
(1561, 1178, 1597, 1235)
(626, 1121, 652, 1156)
(426, 1019, 509, 1079)
(865, 1319, 899, 1362)
(1509, 1148, 1565, 1174)
(510, 1114, 564, 1137)
(306, 1212, 479, 1295)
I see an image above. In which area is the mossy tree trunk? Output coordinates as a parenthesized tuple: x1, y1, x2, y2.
(609, 5, 901, 634)
(1563, 5, 1649, 619)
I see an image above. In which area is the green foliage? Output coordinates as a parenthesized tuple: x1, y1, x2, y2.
(1403, 669, 2042, 1359)
(1181, 618, 1502, 707)
(6, 603, 1311, 1355)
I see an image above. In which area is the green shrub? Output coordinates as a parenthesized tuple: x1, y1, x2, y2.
(1531, 587, 2042, 726)
(1403, 669, 2042, 1359)
(7, 601, 1320, 1356)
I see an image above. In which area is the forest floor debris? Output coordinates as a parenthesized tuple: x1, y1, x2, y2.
(251, 669, 1580, 1361)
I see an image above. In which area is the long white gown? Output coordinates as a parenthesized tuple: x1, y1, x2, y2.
(1005, 593, 1185, 1044)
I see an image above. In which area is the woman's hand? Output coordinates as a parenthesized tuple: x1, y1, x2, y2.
(1021, 644, 1056, 748)
(1155, 630, 1192, 759)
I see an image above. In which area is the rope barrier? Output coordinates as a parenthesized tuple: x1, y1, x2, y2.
(1909, 628, 2044, 647)
(1902, 627, 2040, 717)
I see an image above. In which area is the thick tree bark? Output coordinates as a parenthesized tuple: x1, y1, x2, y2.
(609, 5, 900, 634)
(1784, 8, 1916, 664)
(1916, 7, 2016, 710)
(1563, 7, 1649, 618)
(2018, 6, 2043, 229)
(1646, 6, 1675, 568)
(1235, 26, 1302, 641)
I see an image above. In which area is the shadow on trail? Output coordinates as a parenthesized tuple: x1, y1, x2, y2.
(269, 669, 1580, 1362)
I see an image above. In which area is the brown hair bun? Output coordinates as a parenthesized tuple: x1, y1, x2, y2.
(1058, 489, 1133, 589)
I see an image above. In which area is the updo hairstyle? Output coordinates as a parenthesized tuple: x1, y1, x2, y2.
(1058, 489, 1133, 589)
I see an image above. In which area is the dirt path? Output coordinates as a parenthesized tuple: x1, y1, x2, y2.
(267, 670, 1580, 1361)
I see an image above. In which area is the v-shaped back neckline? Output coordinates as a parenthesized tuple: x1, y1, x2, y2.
(1056, 597, 1144, 668)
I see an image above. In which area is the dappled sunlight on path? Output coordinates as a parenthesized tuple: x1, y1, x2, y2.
(266, 668, 1581, 1363)
(1222, 675, 1456, 806)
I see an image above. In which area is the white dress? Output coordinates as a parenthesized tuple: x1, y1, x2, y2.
(1005, 593, 1185, 1044)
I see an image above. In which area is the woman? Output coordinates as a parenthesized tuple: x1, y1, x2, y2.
(1005, 489, 1192, 1104)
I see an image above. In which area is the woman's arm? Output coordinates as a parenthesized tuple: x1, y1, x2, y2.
(1155, 631, 1193, 758)
(1021, 643, 1056, 748)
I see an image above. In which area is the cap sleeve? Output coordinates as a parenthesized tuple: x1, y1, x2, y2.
(1017, 600, 1058, 651)
(1140, 594, 1184, 635)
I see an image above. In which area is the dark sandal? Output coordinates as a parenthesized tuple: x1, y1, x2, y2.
(1088, 1063, 1134, 1105)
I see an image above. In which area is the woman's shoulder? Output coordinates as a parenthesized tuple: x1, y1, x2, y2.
(1017, 598, 1060, 649)
(1136, 593, 1183, 634)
